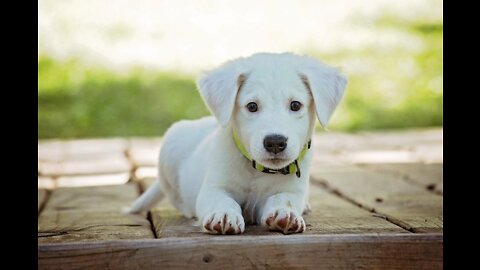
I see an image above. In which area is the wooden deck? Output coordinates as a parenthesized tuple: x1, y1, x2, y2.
(38, 129, 443, 269)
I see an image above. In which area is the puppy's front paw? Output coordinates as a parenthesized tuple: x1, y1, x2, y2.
(202, 211, 245, 235)
(262, 208, 306, 234)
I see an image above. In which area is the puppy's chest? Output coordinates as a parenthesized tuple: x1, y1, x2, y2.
(239, 188, 266, 225)
(232, 175, 276, 200)
(232, 176, 288, 224)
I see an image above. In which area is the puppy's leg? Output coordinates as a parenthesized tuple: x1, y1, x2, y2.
(259, 193, 306, 234)
(196, 188, 245, 235)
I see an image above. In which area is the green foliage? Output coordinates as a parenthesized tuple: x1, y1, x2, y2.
(38, 16, 442, 138)
(38, 58, 209, 138)
(317, 17, 443, 131)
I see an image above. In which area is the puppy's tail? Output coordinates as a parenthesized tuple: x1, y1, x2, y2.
(125, 180, 165, 214)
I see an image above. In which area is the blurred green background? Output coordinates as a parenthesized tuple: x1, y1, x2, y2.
(38, 1, 442, 139)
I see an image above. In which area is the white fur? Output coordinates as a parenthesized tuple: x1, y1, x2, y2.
(127, 52, 347, 234)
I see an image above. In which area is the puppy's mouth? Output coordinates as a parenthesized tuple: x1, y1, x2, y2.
(260, 157, 293, 169)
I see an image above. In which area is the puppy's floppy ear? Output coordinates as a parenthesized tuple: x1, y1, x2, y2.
(197, 61, 247, 127)
(299, 60, 347, 128)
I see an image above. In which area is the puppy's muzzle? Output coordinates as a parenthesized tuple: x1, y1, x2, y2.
(263, 134, 288, 154)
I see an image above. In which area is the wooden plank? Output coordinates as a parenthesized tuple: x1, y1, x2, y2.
(62, 155, 131, 175)
(63, 138, 128, 159)
(338, 149, 419, 164)
(359, 128, 442, 148)
(38, 233, 443, 270)
(313, 131, 372, 152)
(139, 178, 199, 238)
(312, 129, 443, 165)
(39, 155, 131, 176)
(305, 182, 407, 234)
(38, 161, 63, 177)
(311, 165, 443, 233)
(128, 138, 162, 167)
(38, 189, 48, 213)
(39, 138, 128, 161)
(354, 129, 442, 164)
(358, 163, 443, 194)
(134, 166, 157, 180)
(43, 184, 139, 212)
(38, 140, 66, 162)
(410, 144, 443, 164)
(38, 177, 56, 189)
(38, 210, 154, 243)
(55, 173, 130, 188)
(38, 184, 154, 243)
(141, 176, 407, 238)
(316, 132, 419, 164)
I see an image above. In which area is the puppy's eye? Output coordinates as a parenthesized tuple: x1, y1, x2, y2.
(290, 101, 302, 111)
(246, 102, 258, 112)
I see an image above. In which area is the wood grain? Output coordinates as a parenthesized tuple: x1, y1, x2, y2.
(37, 130, 443, 268)
(305, 181, 408, 234)
(38, 138, 128, 161)
(38, 184, 154, 243)
(128, 138, 162, 167)
(55, 173, 130, 188)
(134, 166, 157, 180)
(38, 233, 443, 270)
(38, 177, 56, 189)
(43, 184, 138, 212)
(38, 210, 154, 243)
(311, 129, 442, 164)
(311, 165, 443, 233)
(360, 129, 442, 163)
(39, 155, 131, 177)
(357, 163, 443, 194)
(141, 176, 407, 238)
(359, 128, 442, 147)
(38, 215, 153, 244)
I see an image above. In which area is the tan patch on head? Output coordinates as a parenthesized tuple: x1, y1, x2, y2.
(299, 73, 317, 132)
(232, 73, 248, 117)
(299, 74, 312, 94)
(237, 73, 247, 91)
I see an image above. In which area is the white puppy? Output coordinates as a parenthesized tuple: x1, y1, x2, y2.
(128, 52, 346, 234)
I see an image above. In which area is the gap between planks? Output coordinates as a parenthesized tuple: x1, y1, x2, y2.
(311, 176, 432, 234)
(355, 163, 443, 196)
(122, 142, 138, 183)
(312, 130, 442, 196)
(134, 166, 158, 239)
(38, 184, 155, 243)
(38, 189, 51, 217)
(140, 177, 408, 238)
(311, 171, 442, 233)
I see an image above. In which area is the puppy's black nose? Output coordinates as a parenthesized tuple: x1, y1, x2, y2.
(263, 135, 287, 154)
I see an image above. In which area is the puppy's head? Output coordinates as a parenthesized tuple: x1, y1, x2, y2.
(198, 53, 347, 169)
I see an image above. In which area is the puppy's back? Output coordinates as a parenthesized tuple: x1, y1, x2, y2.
(159, 116, 217, 179)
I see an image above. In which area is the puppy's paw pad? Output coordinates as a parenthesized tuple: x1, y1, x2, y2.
(202, 211, 245, 235)
(263, 209, 305, 234)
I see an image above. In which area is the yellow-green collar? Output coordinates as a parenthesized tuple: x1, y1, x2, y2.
(232, 129, 311, 178)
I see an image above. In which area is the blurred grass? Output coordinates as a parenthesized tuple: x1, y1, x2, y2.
(319, 16, 443, 131)
(38, 59, 209, 138)
(38, 16, 442, 139)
